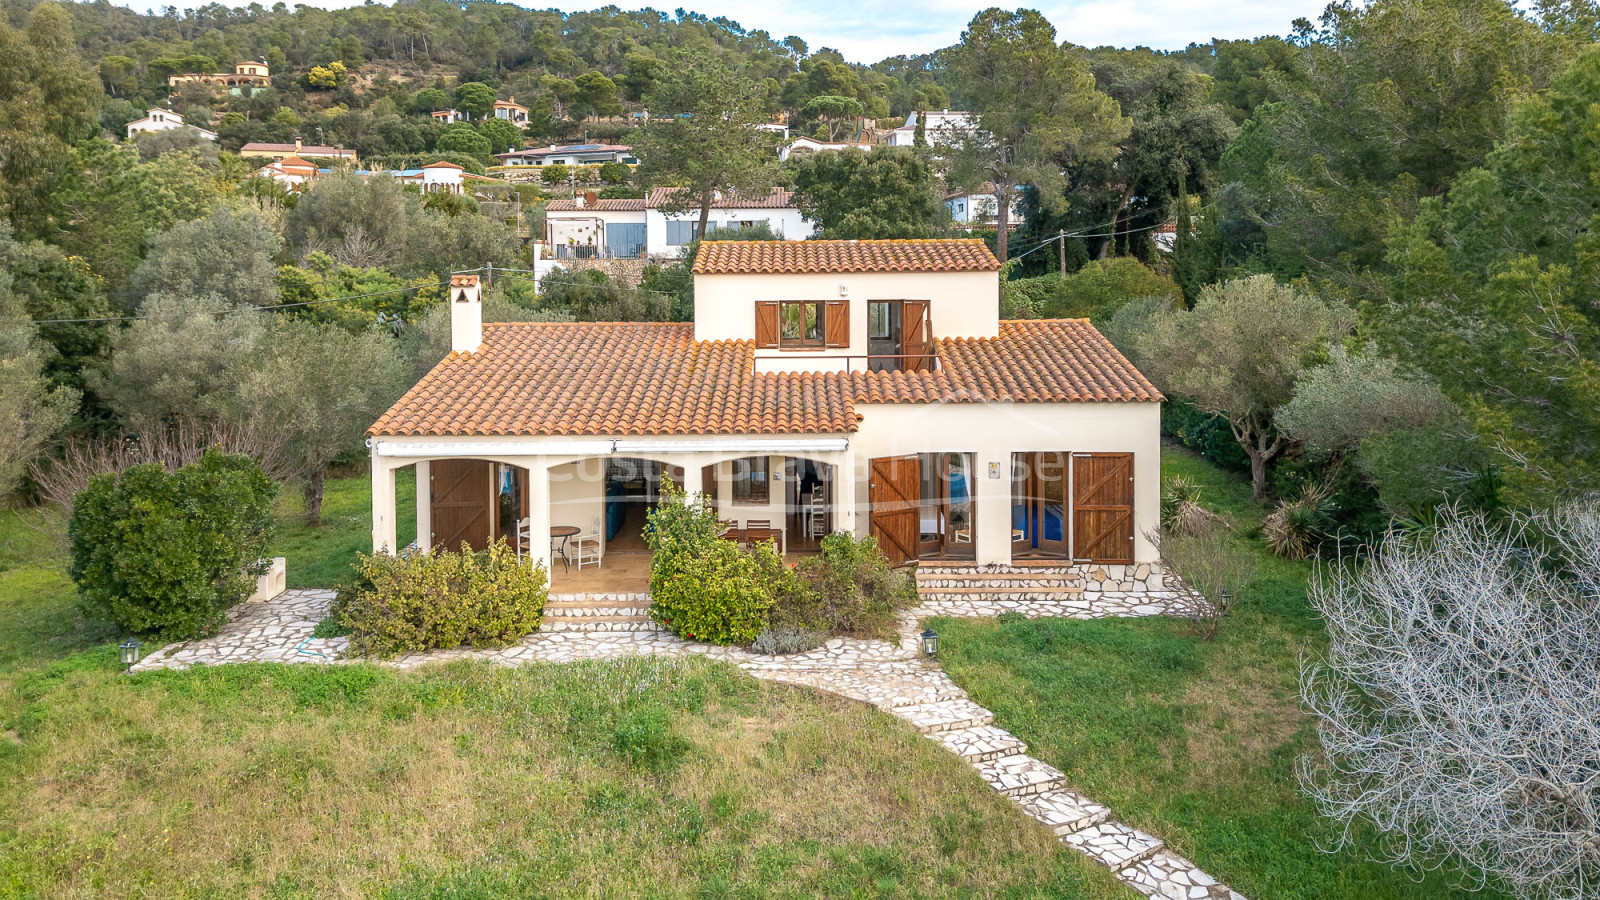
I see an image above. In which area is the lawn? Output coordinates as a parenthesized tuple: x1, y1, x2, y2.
(271, 466, 415, 588)
(930, 442, 1508, 900)
(0, 477, 1125, 898)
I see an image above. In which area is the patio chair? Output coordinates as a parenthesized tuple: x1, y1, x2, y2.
(743, 519, 783, 555)
(515, 517, 532, 561)
(567, 517, 603, 570)
(807, 494, 827, 538)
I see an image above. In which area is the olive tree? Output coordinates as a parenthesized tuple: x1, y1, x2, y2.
(1118, 276, 1353, 497)
(1276, 343, 1456, 457)
(1301, 501, 1600, 898)
(0, 274, 78, 499)
(128, 204, 282, 307)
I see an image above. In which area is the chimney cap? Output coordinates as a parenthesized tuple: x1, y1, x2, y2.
(450, 274, 481, 288)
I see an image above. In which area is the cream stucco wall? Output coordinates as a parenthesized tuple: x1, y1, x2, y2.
(692, 270, 1001, 363)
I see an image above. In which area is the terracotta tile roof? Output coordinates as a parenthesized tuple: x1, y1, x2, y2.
(369, 319, 1159, 438)
(546, 197, 648, 211)
(369, 323, 856, 437)
(422, 161, 464, 170)
(240, 142, 355, 157)
(693, 239, 1000, 275)
(647, 187, 794, 209)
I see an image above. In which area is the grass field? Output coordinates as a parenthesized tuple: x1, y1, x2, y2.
(0, 477, 1124, 898)
(930, 445, 1507, 900)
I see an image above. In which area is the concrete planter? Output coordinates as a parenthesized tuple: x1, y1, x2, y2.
(248, 557, 287, 602)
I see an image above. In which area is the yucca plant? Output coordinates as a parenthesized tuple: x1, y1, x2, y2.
(1161, 474, 1223, 537)
(1263, 484, 1336, 559)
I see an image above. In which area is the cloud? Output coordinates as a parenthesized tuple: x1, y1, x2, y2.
(116, 0, 1328, 62)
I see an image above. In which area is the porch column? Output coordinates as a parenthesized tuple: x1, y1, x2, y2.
(371, 450, 398, 555)
(835, 444, 858, 535)
(414, 460, 432, 552)
(974, 449, 1012, 566)
(526, 461, 553, 574)
(682, 459, 703, 502)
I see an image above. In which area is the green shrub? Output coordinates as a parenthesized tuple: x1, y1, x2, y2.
(778, 533, 918, 640)
(69, 449, 275, 640)
(644, 482, 773, 645)
(1043, 257, 1181, 321)
(335, 539, 547, 657)
(1262, 485, 1337, 559)
(1000, 272, 1058, 318)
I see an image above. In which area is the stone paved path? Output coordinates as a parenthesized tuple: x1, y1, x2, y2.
(134, 588, 1241, 899)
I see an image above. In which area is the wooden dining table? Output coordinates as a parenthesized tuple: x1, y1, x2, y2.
(720, 526, 784, 554)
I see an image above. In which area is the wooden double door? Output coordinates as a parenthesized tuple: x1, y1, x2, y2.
(868, 453, 975, 565)
(430, 459, 493, 551)
(1012, 452, 1134, 563)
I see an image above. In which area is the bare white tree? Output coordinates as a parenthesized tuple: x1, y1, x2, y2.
(1300, 501, 1600, 898)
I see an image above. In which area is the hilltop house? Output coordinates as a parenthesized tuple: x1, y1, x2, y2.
(493, 98, 529, 125)
(947, 183, 1022, 228)
(495, 143, 637, 167)
(167, 61, 271, 91)
(367, 239, 1161, 586)
(543, 187, 809, 259)
(240, 139, 358, 163)
(885, 109, 974, 148)
(257, 155, 321, 191)
(430, 108, 468, 125)
(125, 108, 217, 142)
(778, 136, 875, 162)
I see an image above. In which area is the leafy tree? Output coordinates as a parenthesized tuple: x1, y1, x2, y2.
(0, 272, 78, 499)
(1208, 37, 1305, 124)
(134, 127, 219, 162)
(786, 147, 943, 239)
(284, 171, 415, 270)
(478, 117, 522, 154)
(636, 52, 778, 237)
(93, 292, 265, 433)
(435, 123, 493, 162)
(537, 268, 672, 321)
(306, 61, 349, 89)
(1276, 344, 1457, 458)
(454, 81, 497, 120)
(414, 87, 451, 112)
(573, 70, 621, 118)
(597, 161, 630, 184)
(1375, 45, 1600, 504)
(129, 205, 280, 308)
(0, 4, 102, 239)
(1043, 257, 1181, 320)
(800, 94, 863, 141)
(0, 222, 115, 399)
(1115, 275, 1354, 497)
(944, 9, 1129, 261)
(620, 51, 660, 101)
(71, 448, 275, 639)
(237, 318, 408, 523)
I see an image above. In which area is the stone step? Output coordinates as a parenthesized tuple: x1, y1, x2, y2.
(973, 753, 1068, 798)
(1015, 788, 1111, 835)
(931, 724, 1028, 762)
(540, 619, 662, 633)
(917, 586, 1086, 596)
(891, 697, 994, 734)
(545, 599, 653, 610)
(542, 613, 653, 623)
(917, 569, 1082, 580)
(881, 683, 970, 709)
(1062, 821, 1165, 872)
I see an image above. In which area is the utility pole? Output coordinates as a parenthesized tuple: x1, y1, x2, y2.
(1058, 230, 1067, 277)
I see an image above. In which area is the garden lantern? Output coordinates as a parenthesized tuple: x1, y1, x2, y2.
(920, 628, 939, 657)
(119, 639, 142, 666)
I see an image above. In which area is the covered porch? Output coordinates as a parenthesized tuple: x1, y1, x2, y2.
(368, 438, 855, 593)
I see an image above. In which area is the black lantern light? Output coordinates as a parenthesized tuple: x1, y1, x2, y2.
(119, 639, 142, 666)
(920, 628, 939, 657)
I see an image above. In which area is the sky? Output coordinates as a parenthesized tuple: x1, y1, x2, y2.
(126, 0, 1333, 63)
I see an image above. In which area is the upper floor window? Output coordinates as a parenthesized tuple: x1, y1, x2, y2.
(780, 301, 823, 347)
(755, 300, 850, 351)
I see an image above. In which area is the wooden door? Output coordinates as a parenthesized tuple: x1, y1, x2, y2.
(902, 300, 931, 372)
(1072, 453, 1134, 563)
(431, 459, 492, 551)
(869, 455, 920, 565)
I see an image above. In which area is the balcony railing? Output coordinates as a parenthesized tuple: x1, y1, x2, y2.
(751, 353, 941, 375)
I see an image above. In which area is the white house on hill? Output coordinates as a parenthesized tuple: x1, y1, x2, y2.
(885, 109, 974, 148)
(367, 240, 1163, 588)
(543, 187, 810, 259)
(125, 108, 217, 142)
(778, 136, 875, 162)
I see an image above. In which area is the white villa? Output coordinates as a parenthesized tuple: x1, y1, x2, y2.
(367, 240, 1162, 592)
(778, 136, 875, 162)
(947, 183, 1022, 228)
(493, 98, 529, 124)
(884, 109, 974, 148)
(495, 143, 637, 167)
(543, 187, 810, 259)
(125, 108, 217, 142)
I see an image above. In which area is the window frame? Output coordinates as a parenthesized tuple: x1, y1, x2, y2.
(730, 456, 771, 504)
(778, 300, 826, 349)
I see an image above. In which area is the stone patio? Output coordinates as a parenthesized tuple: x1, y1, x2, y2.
(132, 585, 1240, 900)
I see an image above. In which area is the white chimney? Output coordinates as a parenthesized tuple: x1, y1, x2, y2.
(450, 274, 482, 354)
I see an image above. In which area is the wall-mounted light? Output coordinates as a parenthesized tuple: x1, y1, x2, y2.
(838, 283, 849, 297)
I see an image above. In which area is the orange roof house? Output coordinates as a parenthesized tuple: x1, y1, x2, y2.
(368, 239, 1164, 578)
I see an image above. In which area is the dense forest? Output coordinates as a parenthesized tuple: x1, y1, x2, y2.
(2, 0, 1599, 542)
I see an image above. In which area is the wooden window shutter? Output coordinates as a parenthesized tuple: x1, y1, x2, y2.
(902, 300, 931, 371)
(824, 300, 850, 348)
(754, 301, 779, 348)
